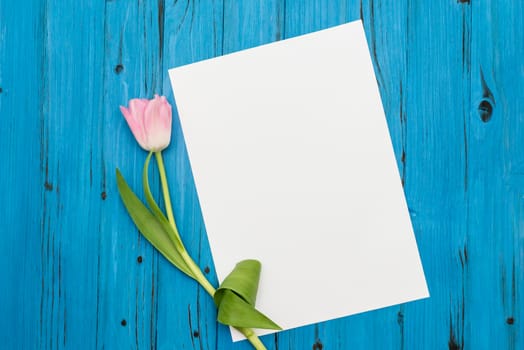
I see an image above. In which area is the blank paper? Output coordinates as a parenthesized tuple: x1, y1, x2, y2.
(169, 20, 429, 341)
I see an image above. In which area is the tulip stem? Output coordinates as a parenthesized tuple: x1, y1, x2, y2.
(154, 151, 216, 296)
(154, 151, 176, 230)
(237, 327, 267, 350)
(154, 151, 267, 350)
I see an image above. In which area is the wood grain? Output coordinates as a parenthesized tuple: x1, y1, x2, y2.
(1, 0, 523, 349)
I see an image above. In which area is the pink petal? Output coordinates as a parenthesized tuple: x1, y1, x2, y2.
(144, 95, 172, 151)
(120, 102, 147, 150)
(129, 99, 148, 117)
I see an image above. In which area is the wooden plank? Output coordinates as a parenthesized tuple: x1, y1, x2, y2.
(219, 1, 285, 348)
(34, 1, 106, 349)
(97, 1, 164, 349)
(399, 1, 471, 349)
(328, 1, 412, 349)
(160, 1, 225, 349)
(279, 3, 372, 349)
(0, 1, 46, 349)
(468, 1, 524, 349)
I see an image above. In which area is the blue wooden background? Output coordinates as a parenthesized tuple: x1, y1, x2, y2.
(1, 0, 523, 349)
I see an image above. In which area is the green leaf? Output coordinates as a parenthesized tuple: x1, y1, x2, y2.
(116, 168, 195, 279)
(142, 152, 185, 251)
(120, 163, 281, 332)
(216, 290, 281, 330)
(214, 260, 282, 330)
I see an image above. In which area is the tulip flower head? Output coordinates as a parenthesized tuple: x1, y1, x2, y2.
(120, 95, 172, 152)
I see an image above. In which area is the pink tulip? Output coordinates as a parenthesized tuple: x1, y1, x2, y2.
(120, 95, 172, 152)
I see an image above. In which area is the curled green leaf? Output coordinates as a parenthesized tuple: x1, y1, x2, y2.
(214, 260, 281, 330)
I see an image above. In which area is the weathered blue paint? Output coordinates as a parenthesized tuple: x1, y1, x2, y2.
(1, 0, 523, 349)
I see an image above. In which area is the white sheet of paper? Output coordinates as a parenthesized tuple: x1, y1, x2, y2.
(169, 20, 429, 341)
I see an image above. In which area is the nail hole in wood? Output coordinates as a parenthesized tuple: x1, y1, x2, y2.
(137, 256, 143, 264)
(101, 191, 107, 200)
(204, 266, 210, 274)
(313, 340, 323, 350)
(449, 337, 460, 350)
(478, 100, 493, 122)
(507, 317, 515, 325)
(121, 319, 127, 326)
(397, 311, 404, 325)
(114, 64, 124, 74)
(193, 331, 200, 338)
